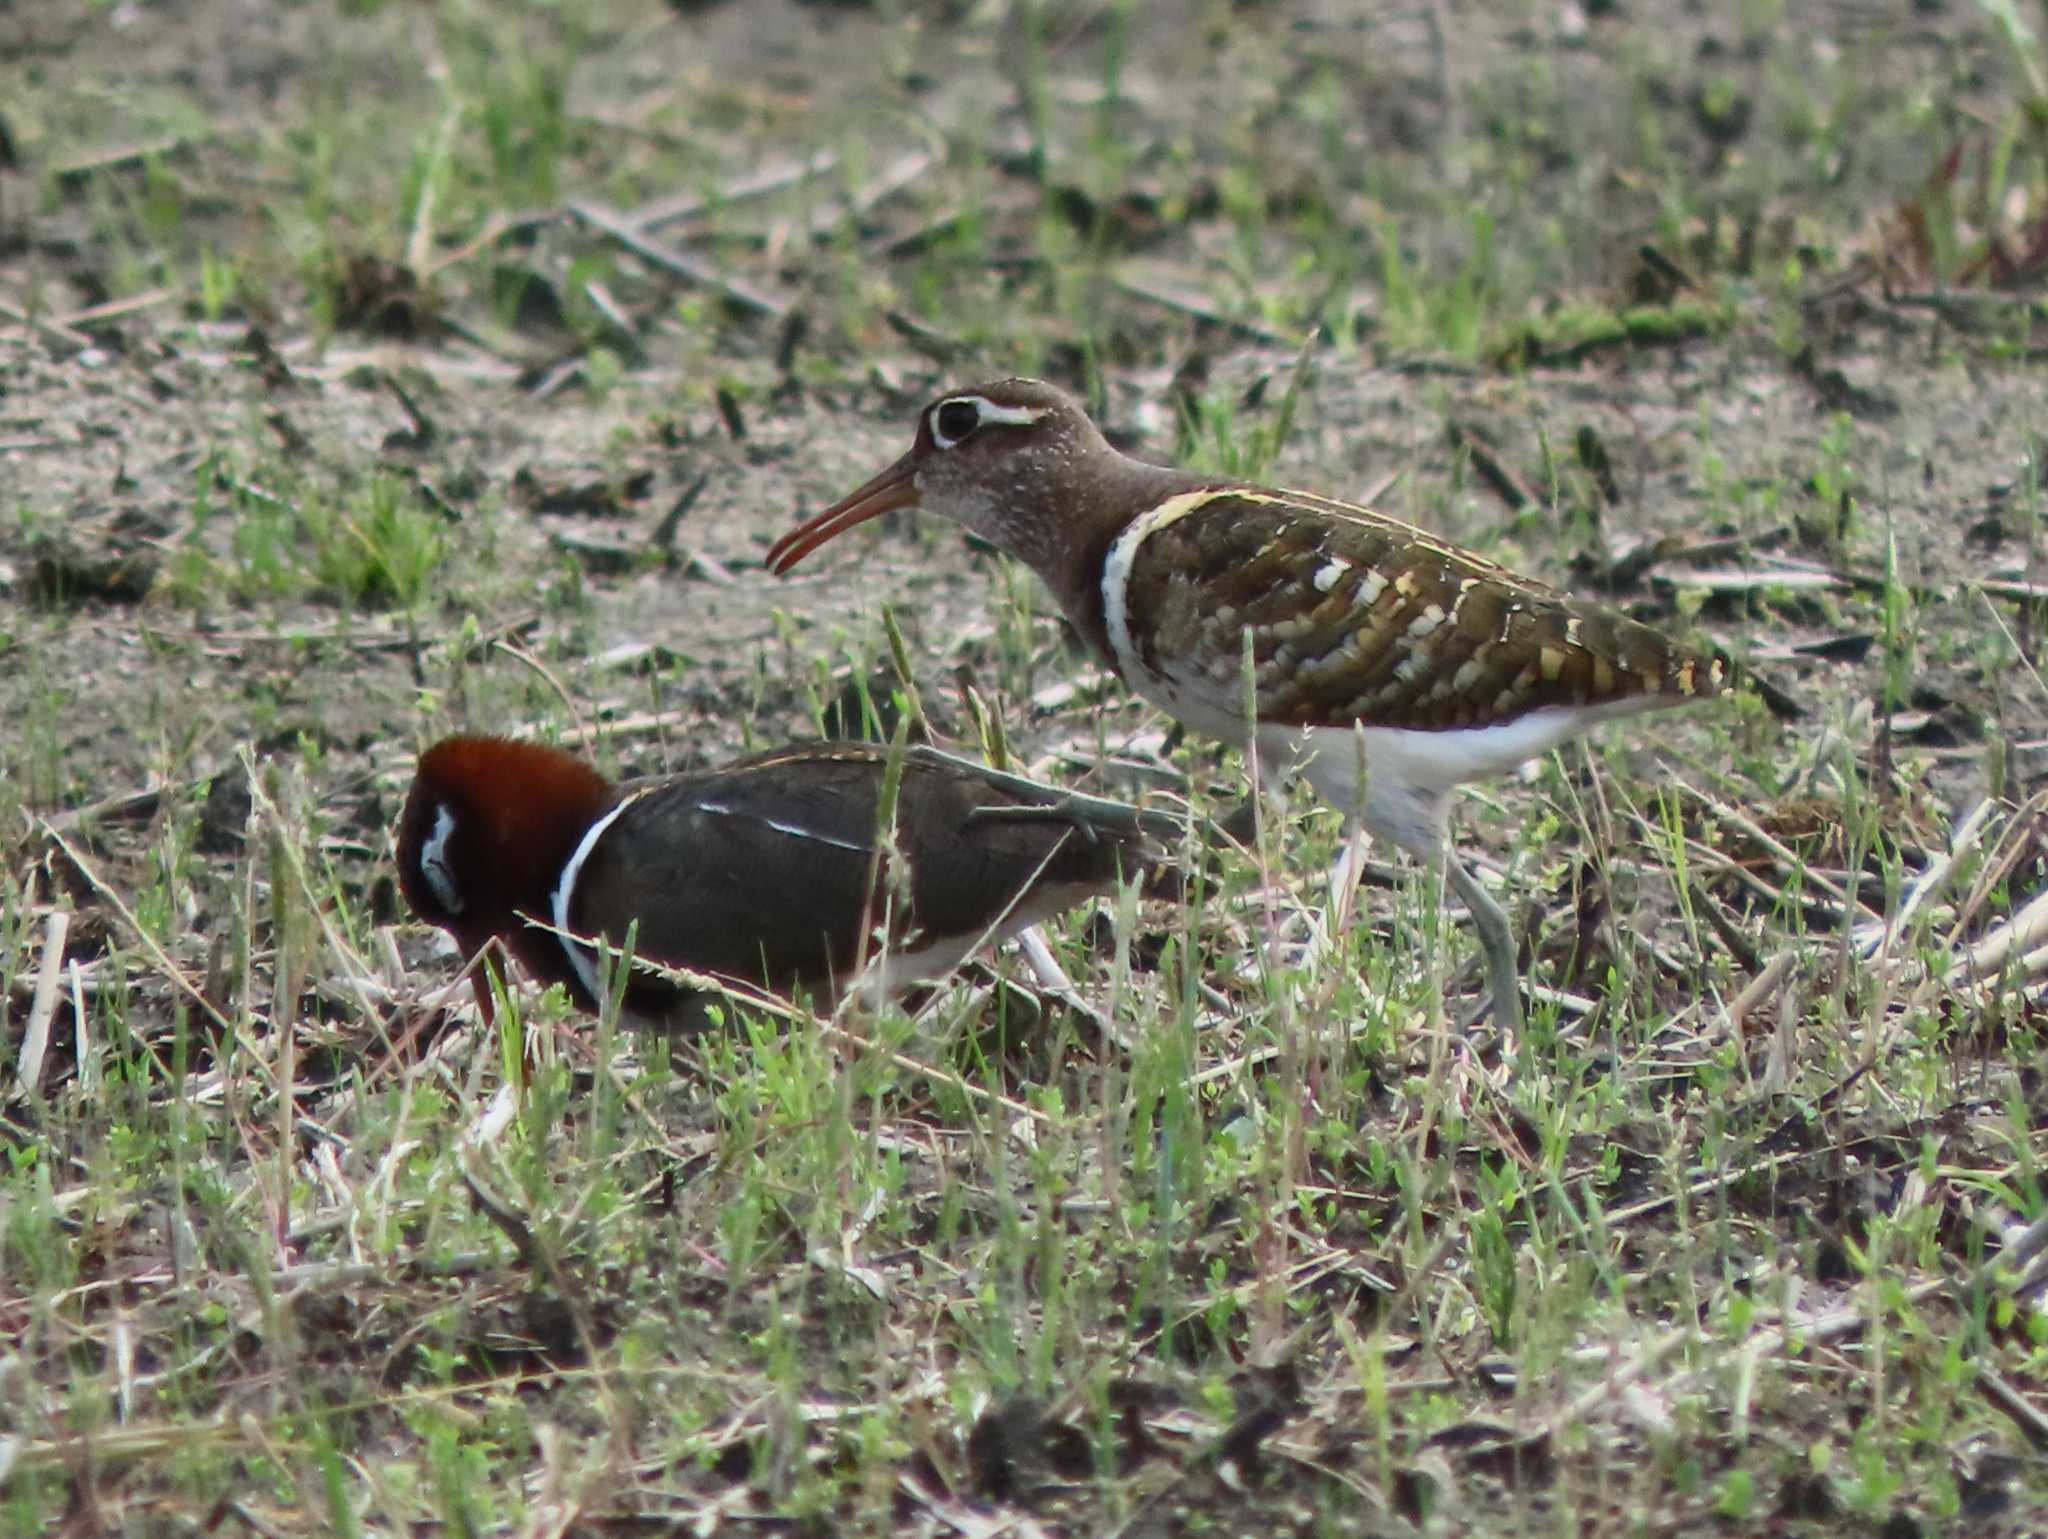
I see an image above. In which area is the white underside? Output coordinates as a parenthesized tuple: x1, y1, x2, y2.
(1100, 509, 1662, 856)
(1111, 636, 1651, 858)
(1270, 704, 1651, 856)
(848, 880, 1105, 1003)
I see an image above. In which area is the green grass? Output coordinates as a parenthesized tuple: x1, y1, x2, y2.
(6, 0, 2048, 1533)
(166, 453, 451, 614)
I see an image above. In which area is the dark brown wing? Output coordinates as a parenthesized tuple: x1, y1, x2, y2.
(565, 743, 1157, 1000)
(1122, 489, 1724, 730)
(887, 746, 1162, 929)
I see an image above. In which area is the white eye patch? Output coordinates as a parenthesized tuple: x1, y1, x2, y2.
(929, 394, 1046, 450)
(418, 804, 465, 915)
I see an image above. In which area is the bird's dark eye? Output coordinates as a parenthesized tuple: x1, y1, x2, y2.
(932, 398, 982, 448)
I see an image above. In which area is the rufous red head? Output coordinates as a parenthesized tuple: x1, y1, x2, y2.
(395, 736, 616, 1018)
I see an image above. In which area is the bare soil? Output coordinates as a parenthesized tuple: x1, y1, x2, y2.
(6, 0, 2048, 1534)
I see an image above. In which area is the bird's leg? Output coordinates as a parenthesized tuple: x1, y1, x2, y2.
(1238, 740, 1320, 973)
(1295, 820, 1372, 979)
(1443, 848, 1524, 1031)
(1217, 765, 1296, 848)
(1015, 925, 1132, 1052)
(1216, 792, 1260, 846)
(1327, 822, 1369, 930)
(1017, 924, 1072, 994)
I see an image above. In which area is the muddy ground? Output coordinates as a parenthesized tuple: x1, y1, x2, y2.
(6, 0, 2048, 1534)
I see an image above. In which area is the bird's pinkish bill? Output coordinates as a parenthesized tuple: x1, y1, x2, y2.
(766, 453, 920, 574)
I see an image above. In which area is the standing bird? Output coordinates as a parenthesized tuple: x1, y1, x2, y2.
(767, 378, 1727, 1026)
(395, 734, 1171, 1029)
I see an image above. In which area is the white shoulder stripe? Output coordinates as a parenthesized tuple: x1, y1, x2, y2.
(551, 794, 640, 1006)
(1099, 489, 1231, 683)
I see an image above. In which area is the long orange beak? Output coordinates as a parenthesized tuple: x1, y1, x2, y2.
(766, 453, 919, 574)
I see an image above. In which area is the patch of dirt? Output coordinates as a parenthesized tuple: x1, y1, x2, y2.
(6, 1, 2048, 1534)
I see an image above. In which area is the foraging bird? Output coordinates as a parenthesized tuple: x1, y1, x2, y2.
(767, 378, 1727, 1026)
(395, 734, 1171, 1029)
